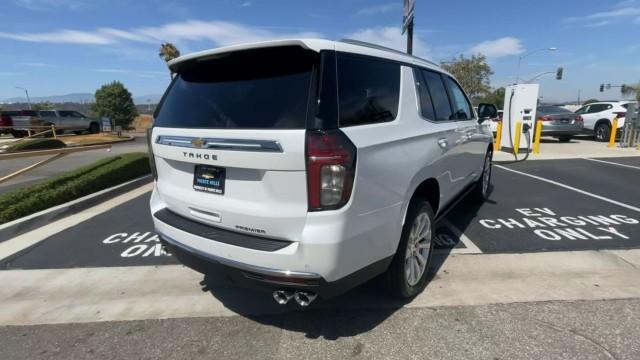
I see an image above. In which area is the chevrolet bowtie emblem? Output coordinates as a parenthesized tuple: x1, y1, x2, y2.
(191, 138, 205, 148)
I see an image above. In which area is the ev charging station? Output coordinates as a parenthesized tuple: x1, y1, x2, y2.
(500, 84, 540, 155)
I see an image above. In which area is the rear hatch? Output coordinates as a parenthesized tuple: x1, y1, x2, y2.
(151, 46, 318, 241)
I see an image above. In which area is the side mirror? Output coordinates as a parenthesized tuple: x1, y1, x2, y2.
(477, 103, 498, 124)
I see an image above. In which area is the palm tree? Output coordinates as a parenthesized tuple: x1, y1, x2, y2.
(158, 42, 181, 79)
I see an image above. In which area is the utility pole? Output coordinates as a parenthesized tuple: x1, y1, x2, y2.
(402, 0, 415, 55)
(15, 86, 32, 110)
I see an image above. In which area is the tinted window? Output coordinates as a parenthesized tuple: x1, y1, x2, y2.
(337, 54, 400, 127)
(154, 46, 317, 129)
(1, 111, 21, 116)
(537, 106, 572, 115)
(414, 69, 436, 120)
(444, 76, 473, 120)
(21, 110, 38, 117)
(58, 111, 74, 117)
(39, 111, 57, 117)
(589, 104, 607, 113)
(575, 106, 589, 114)
(422, 70, 452, 121)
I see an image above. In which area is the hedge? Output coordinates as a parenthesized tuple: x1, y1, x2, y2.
(0, 152, 150, 224)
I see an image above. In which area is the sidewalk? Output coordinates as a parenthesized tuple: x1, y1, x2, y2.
(494, 136, 639, 161)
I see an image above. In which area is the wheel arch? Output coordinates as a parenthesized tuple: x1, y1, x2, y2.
(402, 177, 440, 227)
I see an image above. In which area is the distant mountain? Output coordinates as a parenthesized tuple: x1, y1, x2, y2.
(1, 92, 163, 105)
(2, 93, 94, 104)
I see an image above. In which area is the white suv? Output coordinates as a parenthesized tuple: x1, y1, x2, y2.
(576, 101, 634, 141)
(148, 39, 495, 306)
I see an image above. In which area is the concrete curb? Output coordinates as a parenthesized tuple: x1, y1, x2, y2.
(0, 175, 152, 242)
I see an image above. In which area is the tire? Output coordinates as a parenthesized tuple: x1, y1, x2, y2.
(471, 150, 492, 202)
(594, 122, 610, 142)
(89, 123, 100, 134)
(11, 130, 25, 138)
(384, 200, 435, 299)
(557, 136, 572, 142)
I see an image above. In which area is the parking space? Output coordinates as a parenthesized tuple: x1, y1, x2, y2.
(2, 156, 640, 270)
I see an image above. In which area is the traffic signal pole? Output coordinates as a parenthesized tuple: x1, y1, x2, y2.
(406, 20, 414, 55)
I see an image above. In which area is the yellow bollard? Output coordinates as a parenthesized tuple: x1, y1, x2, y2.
(513, 121, 522, 155)
(608, 117, 618, 148)
(533, 120, 543, 154)
(495, 121, 503, 149)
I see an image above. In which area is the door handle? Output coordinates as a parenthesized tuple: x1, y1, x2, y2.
(437, 137, 448, 149)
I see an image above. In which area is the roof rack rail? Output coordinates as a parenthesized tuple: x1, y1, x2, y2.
(338, 38, 438, 66)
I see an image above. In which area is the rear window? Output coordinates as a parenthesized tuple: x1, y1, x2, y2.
(154, 46, 317, 129)
(337, 54, 400, 127)
(537, 106, 572, 114)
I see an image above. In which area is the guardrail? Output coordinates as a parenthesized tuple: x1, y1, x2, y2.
(0, 124, 59, 139)
(0, 144, 112, 184)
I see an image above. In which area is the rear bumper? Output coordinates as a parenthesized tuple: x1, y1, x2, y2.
(541, 122, 583, 136)
(159, 231, 391, 298)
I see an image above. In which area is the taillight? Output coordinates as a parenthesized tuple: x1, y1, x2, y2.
(306, 129, 356, 211)
(538, 115, 553, 121)
(614, 111, 627, 119)
(146, 127, 158, 181)
(0, 116, 12, 127)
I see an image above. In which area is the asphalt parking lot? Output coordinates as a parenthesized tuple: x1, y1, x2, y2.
(2, 156, 640, 270)
(2, 156, 640, 359)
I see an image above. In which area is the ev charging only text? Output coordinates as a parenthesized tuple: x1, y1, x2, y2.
(478, 208, 638, 241)
(102, 232, 171, 258)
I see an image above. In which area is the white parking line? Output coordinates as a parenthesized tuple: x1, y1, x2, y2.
(584, 157, 640, 171)
(439, 220, 482, 255)
(0, 184, 152, 261)
(495, 165, 640, 213)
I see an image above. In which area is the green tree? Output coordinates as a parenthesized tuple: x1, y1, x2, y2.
(441, 54, 494, 100)
(92, 81, 138, 127)
(158, 42, 181, 78)
(621, 83, 640, 102)
(475, 87, 506, 109)
(583, 98, 599, 105)
(33, 101, 55, 110)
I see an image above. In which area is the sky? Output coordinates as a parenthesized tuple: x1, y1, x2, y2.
(0, 0, 639, 103)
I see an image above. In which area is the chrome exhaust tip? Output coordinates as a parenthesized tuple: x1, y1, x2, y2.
(272, 289, 294, 305)
(293, 291, 317, 307)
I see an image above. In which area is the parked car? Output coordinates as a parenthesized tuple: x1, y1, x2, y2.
(0, 110, 39, 138)
(37, 110, 101, 135)
(575, 101, 634, 142)
(148, 39, 496, 305)
(536, 105, 584, 142)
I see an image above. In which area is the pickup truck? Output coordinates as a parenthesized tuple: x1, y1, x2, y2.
(12, 110, 100, 137)
(0, 110, 40, 138)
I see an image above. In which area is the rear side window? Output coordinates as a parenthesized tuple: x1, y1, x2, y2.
(39, 111, 57, 117)
(444, 77, 473, 120)
(414, 69, 436, 120)
(154, 46, 317, 129)
(422, 70, 452, 121)
(337, 54, 400, 127)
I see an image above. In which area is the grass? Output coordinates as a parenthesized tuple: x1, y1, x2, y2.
(3, 138, 66, 152)
(61, 133, 130, 147)
(0, 152, 150, 224)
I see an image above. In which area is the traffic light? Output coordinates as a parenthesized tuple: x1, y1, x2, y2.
(556, 67, 563, 80)
(599, 84, 604, 92)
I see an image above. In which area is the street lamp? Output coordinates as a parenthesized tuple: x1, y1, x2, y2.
(15, 86, 32, 110)
(516, 47, 557, 84)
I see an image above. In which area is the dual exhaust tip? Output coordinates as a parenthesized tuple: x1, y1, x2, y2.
(272, 289, 317, 306)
